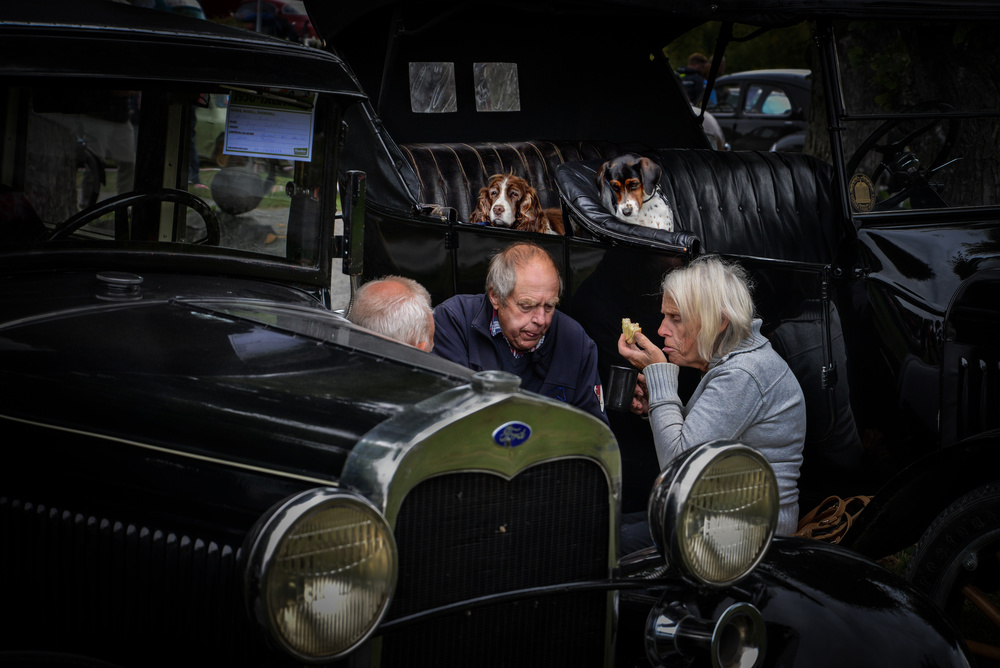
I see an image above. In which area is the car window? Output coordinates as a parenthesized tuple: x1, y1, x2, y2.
(707, 84, 741, 113)
(13, 80, 329, 267)
(408, 62, 522, 114)
(744, 85, 792, 116)
(234, 2, 277, 20)
(474, 63, 521, 112)
(839, 20, 996, 213)
(408, 62, 458, 113)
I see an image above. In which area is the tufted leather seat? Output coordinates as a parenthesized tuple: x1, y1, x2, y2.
(400, 140, 842, 264)
(399, 140, 653, 225)
(556, 149, 842, 263)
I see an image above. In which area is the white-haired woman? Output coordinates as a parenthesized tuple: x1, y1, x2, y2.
(618, 255, 805, 539)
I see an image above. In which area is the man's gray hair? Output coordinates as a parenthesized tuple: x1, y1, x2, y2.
(485, 241, 563, 304)
(350, 275, 434, 348)
(661, 254, 754, 362)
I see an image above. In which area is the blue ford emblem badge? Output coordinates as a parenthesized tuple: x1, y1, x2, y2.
(492, 421, 532, 448)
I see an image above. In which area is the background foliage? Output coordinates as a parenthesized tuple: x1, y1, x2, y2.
(663, 22, 812, 74)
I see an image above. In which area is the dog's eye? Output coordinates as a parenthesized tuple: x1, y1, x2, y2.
(610, 181, 622, 193)
(626, 179, 642, 192)
(489, 188, 499, 197)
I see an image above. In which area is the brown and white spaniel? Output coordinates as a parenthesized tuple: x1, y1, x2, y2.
(470, 174, 564, 235)
(596, 153, 674, 231)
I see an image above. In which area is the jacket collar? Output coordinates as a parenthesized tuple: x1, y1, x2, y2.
(709, 318, 767, 369)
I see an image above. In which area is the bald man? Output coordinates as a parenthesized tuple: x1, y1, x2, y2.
(349, 275, 435, 351)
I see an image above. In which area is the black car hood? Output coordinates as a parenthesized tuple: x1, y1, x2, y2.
(0, 271, 472, 482)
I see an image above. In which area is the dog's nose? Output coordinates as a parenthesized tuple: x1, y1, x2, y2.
(493, 204, 505, 216)
(621, 204, 634, 216)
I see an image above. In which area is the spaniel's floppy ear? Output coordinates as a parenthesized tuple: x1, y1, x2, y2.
(639, 157, 663, 190)
(469, 184, 492, 224)
(596, 161, 609, 194)
(597, 160, 617, 213)
(516, 187, 543, 229)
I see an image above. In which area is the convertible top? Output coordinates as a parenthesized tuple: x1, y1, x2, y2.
(307, 0, 1000, 39)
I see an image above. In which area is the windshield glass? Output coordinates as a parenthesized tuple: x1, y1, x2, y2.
(7, 79, 330, 267)
(837, 20, 998, 213)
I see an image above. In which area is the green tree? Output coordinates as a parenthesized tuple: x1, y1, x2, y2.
(664, 22, 812, 74)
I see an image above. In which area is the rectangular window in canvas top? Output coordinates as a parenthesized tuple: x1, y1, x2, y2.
(474, 63, 521, 112)
(408, 62, 457, 113)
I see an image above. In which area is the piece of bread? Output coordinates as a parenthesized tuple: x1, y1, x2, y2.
(622, 318, 641, 344)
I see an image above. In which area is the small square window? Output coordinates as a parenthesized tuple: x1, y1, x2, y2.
(473, 63, 521, 112)
(408, 62, 457, 113)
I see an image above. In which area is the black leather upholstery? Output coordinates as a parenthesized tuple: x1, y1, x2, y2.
(557, 149, 842, 264)
(399, 140, 652, 225)
(400, 140, 841, 264)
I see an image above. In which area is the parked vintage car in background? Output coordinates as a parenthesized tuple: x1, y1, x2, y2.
(0, 1, 989, 667)
(706, 69, 811, 151)
(315, 0, 1000, 660)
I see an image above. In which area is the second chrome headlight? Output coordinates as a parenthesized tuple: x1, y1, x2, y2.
(244, 488, 397, 662)
(648, 442, 778, 587)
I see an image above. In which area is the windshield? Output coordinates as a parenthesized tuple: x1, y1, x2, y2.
(6, 79, 332, 269)
(836, 20, 998, 214)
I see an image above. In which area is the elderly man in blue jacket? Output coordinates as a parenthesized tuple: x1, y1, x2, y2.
(433, 241, 609, 425)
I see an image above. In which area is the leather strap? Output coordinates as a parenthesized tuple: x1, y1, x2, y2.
(794, 495, 873, 544)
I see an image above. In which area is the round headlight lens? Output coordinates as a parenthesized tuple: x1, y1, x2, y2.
(246, 490, 397, 661)
(652, 443, 778, 587)
(678, 445, 777, 586)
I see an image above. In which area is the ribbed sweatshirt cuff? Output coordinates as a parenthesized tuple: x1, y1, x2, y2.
(645, 362, 680, 403)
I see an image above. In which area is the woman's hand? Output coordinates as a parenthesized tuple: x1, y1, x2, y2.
(617, 330, 668, 371)
(631, 372, 649, 416)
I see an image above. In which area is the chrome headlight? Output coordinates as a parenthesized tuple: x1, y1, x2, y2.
(648, 442, 777, 587)
(244, 488, 397, 661)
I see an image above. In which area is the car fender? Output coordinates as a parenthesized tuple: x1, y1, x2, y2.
(841, 429, 1000, 558)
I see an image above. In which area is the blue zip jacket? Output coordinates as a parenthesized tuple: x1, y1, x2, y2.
(433, 293, 609, 425)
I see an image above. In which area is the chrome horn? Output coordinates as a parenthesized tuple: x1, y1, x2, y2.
(646, 600, 765, 668)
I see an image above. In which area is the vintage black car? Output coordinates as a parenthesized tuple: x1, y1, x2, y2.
(705, 69, 811, 151)
(316, 0, 1000, 660)
(0, 1, 987, 667)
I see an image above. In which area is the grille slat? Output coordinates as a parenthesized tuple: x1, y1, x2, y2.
(382, 459, 612, 667)
(1, 495, 265, 666)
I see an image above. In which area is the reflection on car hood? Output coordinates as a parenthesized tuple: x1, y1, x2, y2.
(0, 271, 471, 482)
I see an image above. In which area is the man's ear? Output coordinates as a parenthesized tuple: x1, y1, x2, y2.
(488, 288, 501, 311)
(415, 340, 432, 352)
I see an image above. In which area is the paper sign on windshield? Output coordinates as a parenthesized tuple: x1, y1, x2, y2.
(223, 91, 315, 162)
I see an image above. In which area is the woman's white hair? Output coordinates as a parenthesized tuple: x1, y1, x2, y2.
(661, 254, 754, 362)
(351, 275, 434, 348)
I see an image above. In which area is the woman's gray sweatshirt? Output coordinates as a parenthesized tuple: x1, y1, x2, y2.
(644, 319, 806, 535)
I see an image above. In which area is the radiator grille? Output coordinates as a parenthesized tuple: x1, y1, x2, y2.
(0, 496, 272, 666)
(381, 458, 612, 667)
(2, 458, 613, 667)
